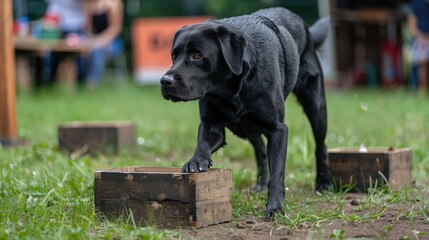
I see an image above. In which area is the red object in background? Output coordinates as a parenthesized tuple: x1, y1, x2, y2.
(132, 16, 211, 72)
(42, 13, 59, 29)
(13, 22, 19, 34)
(381, 41, 402, 86)
(131, 16, 212, 83)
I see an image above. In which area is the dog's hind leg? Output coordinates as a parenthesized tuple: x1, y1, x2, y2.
(293, 72, 331, 192)
(249, 136, 269, 192)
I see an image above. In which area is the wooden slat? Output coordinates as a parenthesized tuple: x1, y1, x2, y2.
(389, 150, 412, 188)
(109, 167, 182, 173)
(389, 150, 412, 170)
(193, 197, 232, 228)
(100, 199, 190, 227)
(94, 174, 102, 212)
(58, 127, 117, 153)
(58, 122, 136, 154)
(0, 0, 18, 145)
(117, 123, 136, 152)
(100, 172, 192, 202)
(14, 36, 90, 54)
(101, 167, 225, 174)
(59, 121, 135, 129)
(194, 169, 232, 202)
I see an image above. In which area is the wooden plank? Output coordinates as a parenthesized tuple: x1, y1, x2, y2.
(102, 167, 226, 174)
(94, 172, 102, 213)
(0, 0, 18, 146)
(388, 150, 412, 188)
(389, 150, 412, 170)
(100, 199, 190, 227)
(328, 148, 412, 191)
(59, 127, 116, 153)
(100, 172, 192, 202)
(194, 169, 232, 202)
(193, 197, 232, 228)
(58, 121, 136, 154)
(117, 123, 137, 152)
(188, 169, 232, 227)
(329, 153, 389, 190)
(101, 167, 182, 173)
(14, 37, 90, 54)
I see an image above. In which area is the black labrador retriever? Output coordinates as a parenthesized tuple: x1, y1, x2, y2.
(160, 7, 331, 217)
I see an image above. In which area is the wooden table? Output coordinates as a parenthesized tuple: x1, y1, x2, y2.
(14, 37, 90, 91)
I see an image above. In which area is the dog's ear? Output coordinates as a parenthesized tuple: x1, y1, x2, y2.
(214, 25, 246, 75)
(172, 26, 187, 48)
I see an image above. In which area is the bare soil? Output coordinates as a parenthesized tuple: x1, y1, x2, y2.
(179, 194, 429, 240)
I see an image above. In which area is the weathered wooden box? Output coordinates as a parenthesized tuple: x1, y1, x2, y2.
(58, 121, 135, 155)
(94, 167, 232, 228)
(328, 147, 412, 192)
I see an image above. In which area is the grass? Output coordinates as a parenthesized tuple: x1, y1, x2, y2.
(1, 83, 429, 239)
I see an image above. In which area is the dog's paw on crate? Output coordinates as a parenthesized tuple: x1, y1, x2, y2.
(94, 167, 232, 228)
(328, 147, 412, 192)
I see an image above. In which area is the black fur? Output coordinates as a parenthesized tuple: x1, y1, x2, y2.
(160, 7, 331, 217)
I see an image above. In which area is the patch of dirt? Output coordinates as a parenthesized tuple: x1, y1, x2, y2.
(178, 194, 429, 240)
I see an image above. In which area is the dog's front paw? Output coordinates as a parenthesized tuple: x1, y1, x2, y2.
(265, 198, 284, 218)
(182, 156, 213, 173)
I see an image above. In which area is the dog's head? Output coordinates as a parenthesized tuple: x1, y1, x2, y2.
(160, 21, 246, 102)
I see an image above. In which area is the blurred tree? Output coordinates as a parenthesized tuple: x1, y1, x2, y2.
(202, 0, 274, 17)
(201, 0, 319, 23)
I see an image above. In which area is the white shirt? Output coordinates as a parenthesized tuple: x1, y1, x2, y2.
(46, 0, 85, 31)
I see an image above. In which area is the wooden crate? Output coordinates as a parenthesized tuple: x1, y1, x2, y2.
(58, 121, 135, 155)
(328, 147, 412, 192)
(94, 167, 232, 228)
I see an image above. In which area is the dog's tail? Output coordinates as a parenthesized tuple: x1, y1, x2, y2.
(309, 16, 330, 49)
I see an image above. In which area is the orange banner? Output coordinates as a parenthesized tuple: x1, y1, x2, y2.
(132, 16, 211, 83)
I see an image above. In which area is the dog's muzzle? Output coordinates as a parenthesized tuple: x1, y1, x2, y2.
(160, 73, 205, 102)
(160, 74, 181, 101)
(160, 74, 175, 88)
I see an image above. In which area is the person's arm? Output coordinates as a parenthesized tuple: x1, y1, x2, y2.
(407, 6, 429, 41)
(91, 0, 123, 48)
(84, 1, 95, 38)
(408, 14, 420, 38)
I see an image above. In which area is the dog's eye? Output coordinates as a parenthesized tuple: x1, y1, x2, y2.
(191, 52, 203, 60)
(171, 54, 176, 60)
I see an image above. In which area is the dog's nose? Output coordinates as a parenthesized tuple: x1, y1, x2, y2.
(160, 74, 175, 87)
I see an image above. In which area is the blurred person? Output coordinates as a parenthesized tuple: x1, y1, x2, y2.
(45, 0, 87, 85)
(84, 0, 124, 89)
(408, 0, 429, 94)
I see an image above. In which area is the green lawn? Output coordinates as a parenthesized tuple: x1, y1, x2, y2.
(1, 83, 428, 239)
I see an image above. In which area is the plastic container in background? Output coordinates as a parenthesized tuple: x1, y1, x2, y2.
(31, 21, 42, 38)
(39, 13, 61, 44)
(18, 16, 30, 37)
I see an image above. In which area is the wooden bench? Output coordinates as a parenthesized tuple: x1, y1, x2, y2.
(14, 36, 90, 92)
